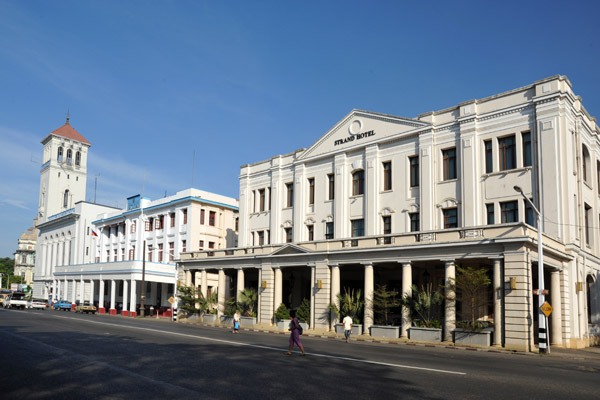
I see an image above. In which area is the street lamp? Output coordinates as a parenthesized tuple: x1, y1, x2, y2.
(514, 185, 548, 353)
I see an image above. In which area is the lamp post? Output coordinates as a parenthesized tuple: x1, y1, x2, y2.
(514, 185, 548, 353)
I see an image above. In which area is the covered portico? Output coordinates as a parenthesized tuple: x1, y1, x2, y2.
(53, 260, 177, 317)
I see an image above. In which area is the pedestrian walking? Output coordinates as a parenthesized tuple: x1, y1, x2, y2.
(342, 313, 353, 343)
(287, 309, 306, 356)
(233, 310, 241, 333)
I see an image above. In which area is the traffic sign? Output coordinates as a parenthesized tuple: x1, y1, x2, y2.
(168, 296, 175, 304)
(540, 301, 553, 317)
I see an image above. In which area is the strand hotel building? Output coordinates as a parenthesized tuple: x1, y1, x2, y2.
(179, 75, 600, 352)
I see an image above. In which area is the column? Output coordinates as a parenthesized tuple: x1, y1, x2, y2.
(89, 280, 95, 305)
(79, 276, 84, 306)
(150, 282, 157, 306)
(52, 280, 57, 303)
(493, 258, 503, 347)
(109, 280, 116, 314)
(444, 260, 456, 341)
(330, 264, 340, 330)
(401, 263, 412, 338)
(161, 283, 168, 307)
(310, 264, 316, 329)
(71, 279, 77, 304)
(185, 270, 192, 287)
(130, 279, 137, 317)
(236, 268, 245, 303)
(56, 280, 61, 303)
(99, 279, 105, 313)
(64, 276, 68, 300)
(550, 270, 563, 346)
(201, 270, 208, 299)
(194, 271, 201, 308)
(274, 267, 282, 315)
(122, 279, 129, 316)
(363, 263, 374, 334)
(217, 269, 226, 317)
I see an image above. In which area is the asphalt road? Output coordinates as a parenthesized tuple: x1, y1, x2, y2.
(1, 308, 598, 400)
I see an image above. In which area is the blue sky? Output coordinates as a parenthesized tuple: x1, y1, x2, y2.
(1, 0, 599, 258)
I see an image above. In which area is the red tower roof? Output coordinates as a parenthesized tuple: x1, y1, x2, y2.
(50, 120, 91, 145)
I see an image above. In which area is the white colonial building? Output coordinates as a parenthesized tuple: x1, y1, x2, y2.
(13, 221, 39, 285)
(180, 75, 600, 352)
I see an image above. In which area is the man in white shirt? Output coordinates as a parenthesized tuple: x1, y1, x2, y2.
(342, 313, 353, 343)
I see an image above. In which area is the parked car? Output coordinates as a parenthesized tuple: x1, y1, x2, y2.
(74, 301, 97, 314)
(29, 298, 50, 310)
(53, 300, 73, 311)
(3, 292, 28, 309)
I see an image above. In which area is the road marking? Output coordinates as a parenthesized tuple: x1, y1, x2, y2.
(51, 314, 466, 376)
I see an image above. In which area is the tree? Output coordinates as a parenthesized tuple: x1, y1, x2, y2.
(177, 286, 203, 317)
(372, 284, 400, 325)
(238, 288, 258, 317)
(296, 298, 310, 323)
(444, 266, 491, 330)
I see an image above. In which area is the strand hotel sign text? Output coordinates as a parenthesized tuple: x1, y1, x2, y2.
(334, 119, 376, 146)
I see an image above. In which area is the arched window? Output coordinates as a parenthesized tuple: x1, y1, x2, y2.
(63, 190, 69, 208)
(66, 149, 72, 164)
(75, 151, 81, 166)
(57, 147, 63, 162)
(582, 144, 591, 183)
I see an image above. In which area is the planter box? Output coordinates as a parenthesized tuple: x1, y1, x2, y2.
(453, 329, 492, 346)
(334, 323, 362, 335)
(277, 320, 291, 330)
(370, 325, 400, 339)
(408, 327, 442, 342)
(220, 315, 234, 325)
(240, 316, 256, 327)
(187, 314, 200, 321)
(203, 314, 218, 323)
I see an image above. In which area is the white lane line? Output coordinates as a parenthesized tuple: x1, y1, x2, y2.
(53, 314, 467, 376)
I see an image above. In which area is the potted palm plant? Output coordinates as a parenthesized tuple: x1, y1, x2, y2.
(444, 266, 493, 346)
(238, 288, 258, 327)
(201, 291, 218, 323)
(328, 288, 364, 335)
(402, 283, 444, 342)
(370, 284, 401, 338)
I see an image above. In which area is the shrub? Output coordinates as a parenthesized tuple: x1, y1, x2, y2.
(296, 298, 310, 323)
(402, 283, 444, 329)
(328, 288, 364, 324)
(274, 303, 290, 321)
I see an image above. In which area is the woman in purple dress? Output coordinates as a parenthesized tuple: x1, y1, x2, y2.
(287, 309, 306, 356)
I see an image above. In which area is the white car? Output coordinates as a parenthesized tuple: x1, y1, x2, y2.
(29, 298, 50, 310)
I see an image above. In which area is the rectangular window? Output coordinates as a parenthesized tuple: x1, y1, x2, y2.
(87, 227, 90, 235)
(113, 249, 118, 262)
(158, 243, 163, 262)
(486, 203, 494, 225)
(200, 209, 205, 225)
(145, 220, 150, 231)
(268, 187, 271, 210)
(121, 248, 124, 261)
(585, 204, 592, 246)
(156, 216, 164, 230)
(182, 240, 186, 253)
(106, 250, 110, 262)
(351, 219, 365, 237)
(352, 170, 365, 196)
(129, 246, 135, 261)
(382, 216, 391, 244)
(500, 201, 518, 223)
(258, 231, 264, 246)
(484, 140, 493, 173)
(169, 242, 174, 261)
(259, 189, 265, 211)
(522, 131, 532, 167)
(285, 227, 293, 243)
(409, 156, 419, 187)
(209, 211, 216, 226)
(208, 241, 215, 256)
(131, 221, 136, 233)
(235, 217, 239, 232)
(525, 199, 535, 227)
(286, 183, 294, 207)
(308, 178, 315, 205)
(327, 174, 335, 200)
(325, 222, 334, 240)
(443, 208, 458, 229)
(499, 135, 516, 171)
(383, 162, 392, 191)
(199, 240, 204, 249)
(307, 225, 314, 241)
(86, 247, 89, 256)
(182, 209, 187, 224)
(442, 148, 457, 180)
(409, 212, 420, 232)
(170, 212, 175, 228)
(147, 245, 153, 262)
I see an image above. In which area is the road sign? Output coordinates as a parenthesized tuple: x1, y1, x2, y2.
(540, 301, 553, 317)
(168, 296, 175, 304)
(533, 289, 549, 295)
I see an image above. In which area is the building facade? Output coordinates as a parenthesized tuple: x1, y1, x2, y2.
(179, 75, 600, 351)
(13, 221, 38, 286)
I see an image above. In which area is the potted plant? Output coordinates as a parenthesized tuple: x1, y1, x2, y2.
(402, 283, 444, 342)
(220, 297, 238, 325)
(202, 291, 218, 323)
(370, 284, 401, 338)
(295, 298, 310, 331)
(274, 303, 291, 330)
(238, 288, 258, 327)
(444, 266, 493, 346)
(328, 288, 364, 335)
